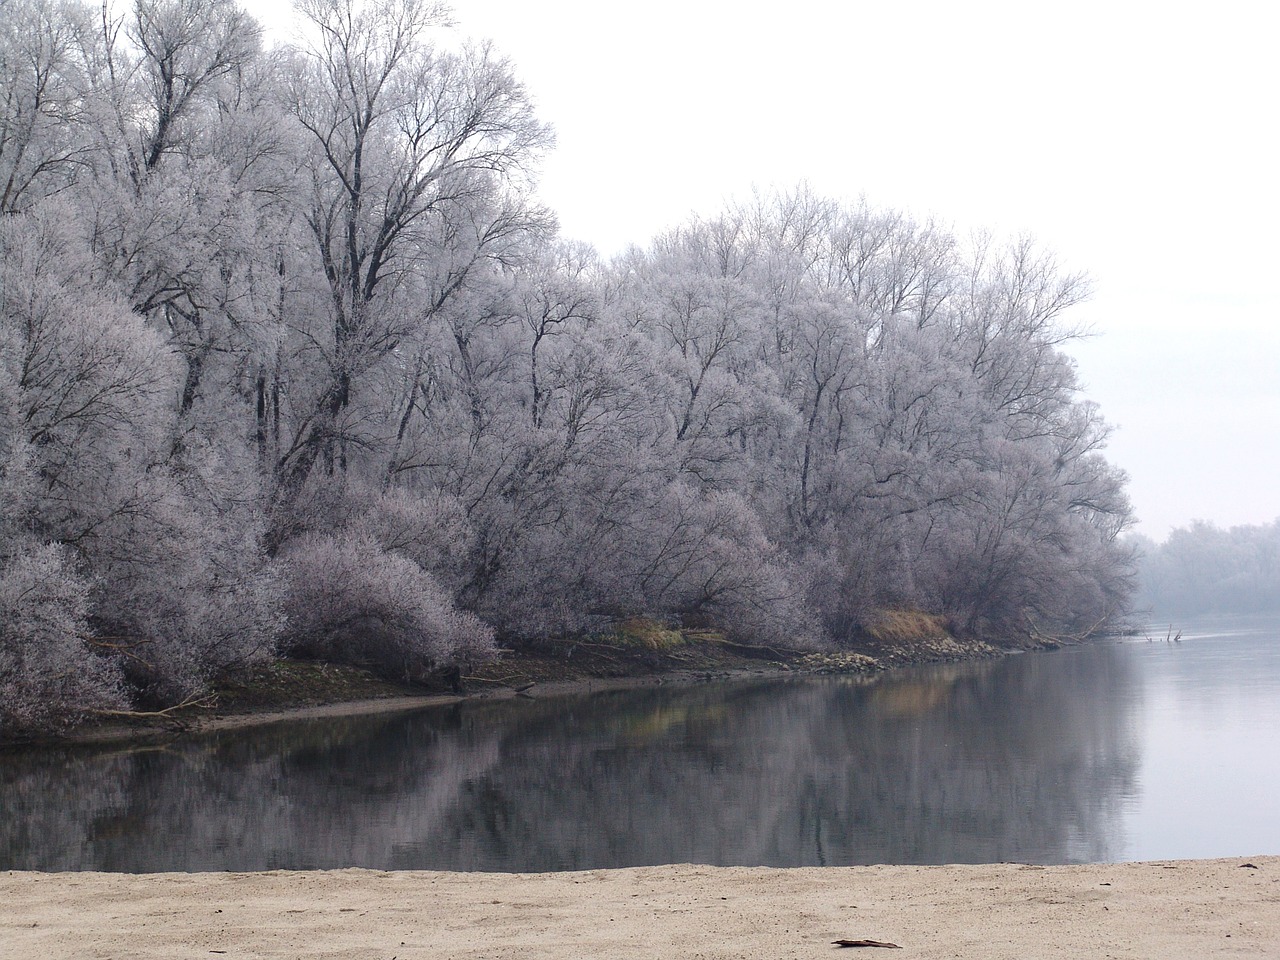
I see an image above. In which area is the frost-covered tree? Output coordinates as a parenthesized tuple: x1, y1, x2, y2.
(274, 0, 551, 493)
(613, 188, 1135, 640)
(1, 200, 281, 709)
(0, 1, 1140, 736)
(1138, 520, 1280, 617)
(0, 0, 95, 212)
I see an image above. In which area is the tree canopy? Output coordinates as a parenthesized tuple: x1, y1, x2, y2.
(0, 0, 1136, 736)
(1134, 520, 1280, 618)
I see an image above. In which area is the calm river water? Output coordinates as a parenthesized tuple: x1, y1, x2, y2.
(3, 615, 1277, 871)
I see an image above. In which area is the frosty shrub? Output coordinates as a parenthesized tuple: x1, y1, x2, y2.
(0, 542, 125, 737)
(356, 487, 477, 598)
(90, 463, 285, 703)
(660, 491, 826, 650)
(270, 477, 476, 593)
(281, 533, 495, 681)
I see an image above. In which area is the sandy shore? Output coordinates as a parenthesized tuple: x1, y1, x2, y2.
(5, 857, 1277, 959)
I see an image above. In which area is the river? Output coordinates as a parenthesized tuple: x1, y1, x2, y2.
(2, 614, 1277, 871)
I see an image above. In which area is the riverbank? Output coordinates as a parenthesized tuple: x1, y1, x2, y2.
(5, 856, 1276, 958)
(46, 616, 1013, 744)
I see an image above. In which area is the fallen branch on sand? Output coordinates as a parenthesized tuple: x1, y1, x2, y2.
(833, 939, 902, 949)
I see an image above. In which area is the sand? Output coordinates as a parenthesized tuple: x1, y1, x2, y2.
(3, 857, 1277, 959)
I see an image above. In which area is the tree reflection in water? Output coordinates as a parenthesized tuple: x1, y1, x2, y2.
(0, 646, 1139, 871)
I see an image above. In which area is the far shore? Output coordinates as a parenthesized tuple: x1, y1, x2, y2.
(60, 659, 816, 744)
(5, 856, 1277, 959)
(29, 624, 1025, 747)
(8, 603, 1089, 750)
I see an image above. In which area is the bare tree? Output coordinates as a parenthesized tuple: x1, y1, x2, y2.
(0, 0, 95, 212)
(277, 0, 551, 491)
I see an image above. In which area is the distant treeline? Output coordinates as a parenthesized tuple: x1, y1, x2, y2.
(1134, 520, 1280, 618)
(0, 0, 1134, 736)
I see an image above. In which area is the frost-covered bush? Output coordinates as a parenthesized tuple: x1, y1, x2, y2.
(271, 477, 477, 593)
(0, 542, 125, 737)
(653, 490, 826, 649)
(281, 533, 494, 681)
(90, 457, 285, 703)
(349, 487, 477, 598)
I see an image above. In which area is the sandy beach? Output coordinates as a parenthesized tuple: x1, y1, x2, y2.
(4, 857, 1277, 959)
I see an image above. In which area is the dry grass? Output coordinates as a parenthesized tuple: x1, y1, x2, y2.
(866, 609, 951, 644)
(603, 617, 688, 650)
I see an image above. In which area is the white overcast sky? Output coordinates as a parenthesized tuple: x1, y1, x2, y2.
(256, 0, 1280, 541)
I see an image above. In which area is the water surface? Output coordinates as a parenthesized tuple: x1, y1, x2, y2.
(2, 614, 1277, 871)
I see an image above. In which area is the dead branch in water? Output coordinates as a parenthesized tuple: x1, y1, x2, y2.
(702, 636, 809, 658)
(1027, 611, 1114, 646)
(1144, 625, 1182, 643)
(86, 693, 218, 731)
